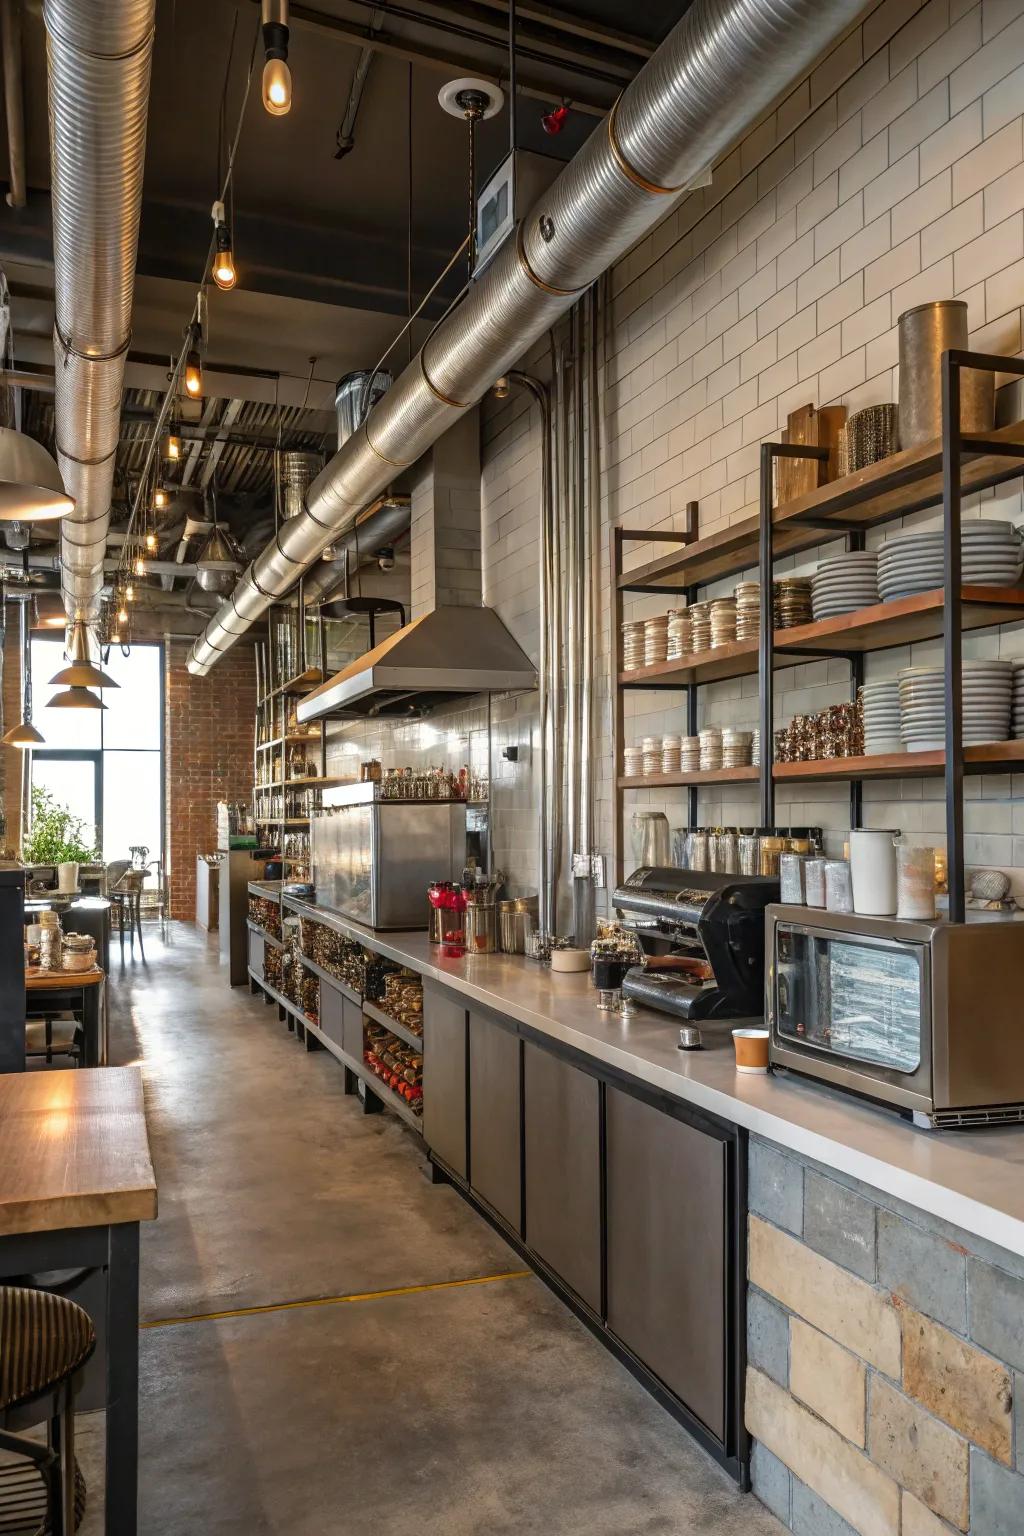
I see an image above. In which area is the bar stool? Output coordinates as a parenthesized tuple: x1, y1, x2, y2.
(0, 1286, 95, 1533)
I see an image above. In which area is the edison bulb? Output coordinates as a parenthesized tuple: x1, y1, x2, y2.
(145, 531, 158, 552)
(213, 250, 237, 291)
(184, 349, 202, 398)
(133, 556, 146, 577)
(117, 606, 128, 625)
(125, 584, 135, 602)
(165, 433, 181, 462)
(153, 487, 168, 510)
(263, 56, 291, 115)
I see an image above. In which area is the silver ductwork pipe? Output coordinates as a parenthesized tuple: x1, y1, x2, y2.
(45, 0, 155, 621)
(188, 0, 864, 675)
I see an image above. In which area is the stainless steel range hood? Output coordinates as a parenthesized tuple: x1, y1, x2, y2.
(296, 606, 537, 722)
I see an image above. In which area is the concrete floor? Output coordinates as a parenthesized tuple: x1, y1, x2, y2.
(74, 922, 783, 1535)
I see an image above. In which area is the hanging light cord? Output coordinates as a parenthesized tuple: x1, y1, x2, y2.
(116, 14, 260, 593)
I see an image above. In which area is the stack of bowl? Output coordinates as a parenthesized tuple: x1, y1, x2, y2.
(898, 659, 1014, 750)
(735, 582, 760, 640)
(773, 577, 813, 628)
(811, 552, 880, 620)
(878, 520, 1024, 601)
(643, 614, 669, 666)
(622, 620, 645, 670)
(1014, 661, 1024, 740)
(860, 678, 901, 755)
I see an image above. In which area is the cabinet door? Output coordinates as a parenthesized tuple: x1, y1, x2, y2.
(468, 1009, 521, 1231)
(605, 1085, 727, 1442)
(523, 1042, 600, 1312)
(422, 985, 468, 1178)
(248, 929, 264, 979)
(319, 980, 345, 1051)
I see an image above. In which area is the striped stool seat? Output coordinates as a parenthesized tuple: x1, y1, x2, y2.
(0, 1289, 94, 1414)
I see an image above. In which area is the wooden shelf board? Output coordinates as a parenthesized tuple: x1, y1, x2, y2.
(363, 998, 423, 1051)
(616, 422, 1024, 594)
(775, 585, 1024, 656)
(617, 766, 760, 789)
(774, 421, 1024, 537)
(266, 668, 323, 699)
(619, 637, 759, 688)
(774, 742, 1024, 783)
(255, 777, 342, 792)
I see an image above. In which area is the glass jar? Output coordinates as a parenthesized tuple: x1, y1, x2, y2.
(779, 853, 806, 904)
(804, 857, 827, 908)
(758, 834, 785, 877)
(825, 859, 854, 913)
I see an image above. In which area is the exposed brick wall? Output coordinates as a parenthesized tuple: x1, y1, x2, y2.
(164, 638, 256, 919)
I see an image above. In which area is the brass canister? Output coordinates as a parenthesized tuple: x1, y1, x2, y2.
(897, 300, 993, 449)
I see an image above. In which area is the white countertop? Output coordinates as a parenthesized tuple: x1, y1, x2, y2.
(283, 894, 1024, 1261)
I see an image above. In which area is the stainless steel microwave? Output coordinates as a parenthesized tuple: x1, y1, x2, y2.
(766, 904, 1024, 1128)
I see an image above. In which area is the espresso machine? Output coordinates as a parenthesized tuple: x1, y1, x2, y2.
(612, 867, 779, 1020)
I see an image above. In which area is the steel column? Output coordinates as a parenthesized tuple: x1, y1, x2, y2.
(942, 354, 965, 923)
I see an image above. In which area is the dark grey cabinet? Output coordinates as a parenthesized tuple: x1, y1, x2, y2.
(523, 1042, 601, 1313)
(247, 928, 264, 980)
(468, 1008, 521, 1231)
(605, 1085, 728, 1442)
(422, 985, 468, 1178)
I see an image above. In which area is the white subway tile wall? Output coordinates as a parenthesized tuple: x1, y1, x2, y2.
(476, 0, 1024, 904)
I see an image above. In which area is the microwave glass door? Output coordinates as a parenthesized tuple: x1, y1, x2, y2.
(775, 923, 924, 1073)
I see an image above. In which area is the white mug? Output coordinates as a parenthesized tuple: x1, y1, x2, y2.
(849, 829, 898, 916)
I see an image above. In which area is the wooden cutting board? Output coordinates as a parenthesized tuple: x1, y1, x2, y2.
(776, 403, 847, 506)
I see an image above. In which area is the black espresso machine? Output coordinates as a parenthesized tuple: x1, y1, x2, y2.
(612, 867, 779, 1020)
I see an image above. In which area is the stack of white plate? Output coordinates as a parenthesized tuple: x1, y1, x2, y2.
(812, 552, 880, 620)
(1013, 661, 1024, 739)
(878, 520, 1024, 601)
(898, 660, 1014, 751)
(860, 678, 901, 754)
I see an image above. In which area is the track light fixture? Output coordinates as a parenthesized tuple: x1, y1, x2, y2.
(262, 0, 292, 116)
(211, 200, 237, 290)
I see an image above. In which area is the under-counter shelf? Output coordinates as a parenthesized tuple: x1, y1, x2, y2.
(246, 919, 283, 948)
(300, 954, 361, 1006)
(363, 998, 423, 1051)
(617, 766, 759, 790)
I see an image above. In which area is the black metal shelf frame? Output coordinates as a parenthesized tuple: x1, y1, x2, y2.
(756, 349, 1024, 924)
(612, 350, 1024, 912)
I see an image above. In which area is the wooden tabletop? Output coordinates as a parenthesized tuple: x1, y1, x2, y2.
(26, 964, 104, 991)
(0, 1067, 157, 1237)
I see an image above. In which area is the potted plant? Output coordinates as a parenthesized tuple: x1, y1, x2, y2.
(22, 785, 100, 893)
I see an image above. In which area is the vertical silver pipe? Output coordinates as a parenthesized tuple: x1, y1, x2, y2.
(1, 0, 26, 209)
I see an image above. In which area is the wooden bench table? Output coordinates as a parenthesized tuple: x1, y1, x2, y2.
(0, 1066, 157, 1533)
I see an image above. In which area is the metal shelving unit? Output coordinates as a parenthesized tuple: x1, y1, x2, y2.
(611, 349, 1024, 920)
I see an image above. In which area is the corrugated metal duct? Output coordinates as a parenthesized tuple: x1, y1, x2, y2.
(188, 0, 865, 676)
(45, 0, 155, 621)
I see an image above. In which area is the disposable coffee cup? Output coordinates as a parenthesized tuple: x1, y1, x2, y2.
(733, 1027, 770, 1074)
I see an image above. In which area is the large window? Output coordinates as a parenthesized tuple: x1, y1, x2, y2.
(29, 640, 163, 865)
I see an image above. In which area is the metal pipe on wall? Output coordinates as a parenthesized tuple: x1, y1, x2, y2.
(188, 0, 865, 676)
(44, 0, 155, 622)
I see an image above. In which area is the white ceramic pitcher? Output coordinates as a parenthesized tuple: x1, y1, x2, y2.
(849, 830, 898, 916)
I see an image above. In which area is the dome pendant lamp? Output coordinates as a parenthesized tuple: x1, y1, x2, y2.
(48, 618, 118, 696)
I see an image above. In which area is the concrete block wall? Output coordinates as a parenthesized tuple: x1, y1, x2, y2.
(475, 0, 1024, 904)
(747, 1134, 1024, 1534)
(165, 638, 256, 918)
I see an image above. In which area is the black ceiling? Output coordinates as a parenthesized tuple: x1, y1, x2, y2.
(1, 0, 687, 324)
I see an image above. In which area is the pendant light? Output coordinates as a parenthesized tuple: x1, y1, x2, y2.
(0, 274, 74, 521)
(48, 687, 105, 711)
(196, 522, 243, 594)
(48, 618, 119, 691)
(163, 428, 181, 462)
(262, 0, 292, 115)
(0, 427, 75, 521)
(211, 200, 237, 291)
(1, 597, 43, 746)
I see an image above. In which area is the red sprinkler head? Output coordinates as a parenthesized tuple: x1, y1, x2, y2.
(541, 104, 569, 135)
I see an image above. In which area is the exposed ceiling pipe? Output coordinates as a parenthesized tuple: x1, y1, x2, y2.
(188, 0, 866, 676)
(1, 0, 26, 210)
(44, 0, 156, 622)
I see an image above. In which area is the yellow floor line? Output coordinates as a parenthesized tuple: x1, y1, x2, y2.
(141, 1268, 533, 1330)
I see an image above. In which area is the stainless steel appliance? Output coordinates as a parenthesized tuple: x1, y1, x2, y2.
(767, 904, 1024, 1127)
(612, 867, 779, 1020)
(311, 783, 466, 930)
